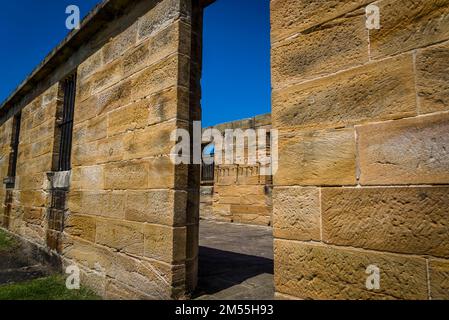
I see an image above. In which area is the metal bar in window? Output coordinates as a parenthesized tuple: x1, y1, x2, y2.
(57, 73, 77, 172)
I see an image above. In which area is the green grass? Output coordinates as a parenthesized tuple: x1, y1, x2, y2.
(0, 275, 101, 300)
(0, 229, 17, 251)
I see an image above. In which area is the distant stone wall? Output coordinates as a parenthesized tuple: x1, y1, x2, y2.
(271, 0, 449, 300)
(200, 114, 273, 226)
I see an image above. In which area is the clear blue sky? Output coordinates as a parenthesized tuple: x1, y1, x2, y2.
(201, 0, 271, 126)
(0, 0, 271, 127)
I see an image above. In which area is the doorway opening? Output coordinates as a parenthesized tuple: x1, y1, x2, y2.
(192, 0, 274, 300)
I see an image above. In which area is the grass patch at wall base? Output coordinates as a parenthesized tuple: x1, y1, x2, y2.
(0, 229, 17, 251)
(0, 275, 101, 300)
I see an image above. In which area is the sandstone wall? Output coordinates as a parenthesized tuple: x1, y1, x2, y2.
(0, 0, 198, 300)
(271, 0, 449, 300)
(65, 0, 197, 299)
(10, 85, 61, 248)
(0, 118, 13, 224)
(200, 114, 273, 226)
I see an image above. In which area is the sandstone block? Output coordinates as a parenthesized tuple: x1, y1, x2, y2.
(78, 50, 104, 81)
(74, 95, 98, 124)
(322, 187, 449, 258)
(270, 0, 371, 43)
(274, 240, 428, 300)
(416, 41, 449, 114)
(84, 115, 107, 143)
(102, 191, 126, 219)
(273, 55, 417, 130)
(273, 187, 320, 241)
(19, 190, 47, 207)
(72, 141, 99, 167)
(71, 165, 104, 191)
(23, 207, 44, 225)
(130, 54, 188, 101)
(370, 0, 449, 58)
(96, 219, 144, 255)
(272, 15, 368, 88)
(125, 190, 187, 226)
(429, 259, 449, 300)
(68, 191, 105, 216)
(103, 22, 138, 64)
(104, 161, 149, 190)
(107, 101, 149, 137)
(143, 224, 186, 264)
(275, 128, 357, 186)
(147, 86, 189, 125)
(137, 0, 190, 41)
(123, 120, 178, 159)
(91, 60, 123, 95)
(65, 214, 97, 242)
(97, 134, 125, 164)
(357, 112, 449, 185)
(124, 20, 190, 77)
(147, 156, 187, 189)
(96, 80, 132, 116)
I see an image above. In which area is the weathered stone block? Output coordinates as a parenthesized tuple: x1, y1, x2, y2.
(84, 115, 107, 143)
(78, 50, 104, 81)
(275, 128, 357, 186)
(147, 156, 187, 189)
(148, 86, 189, 124)
(125, 190, 187, 226)
(74, 96, 99, 124)
(322, 187, 449, 258)
(274, 240, 428, 300)
(68, 191, 105, 216)
(107, 101, 149, 137)
(104, 161, 149, 190)
(272, 15, 368, 88)
(270, 0, 371, 42)
(370, 0, 449, 58)
(273, 187, 320, 241)
(18, 173, 47, 191)
(102, 191, 126, 219)
(23, 207, 44, 224)
(124, 20, 190, 77)
(96, 80, 132, 116)
(123, 120, 177, 159)
(143, 224, 186, 264)
(97, 134, 125, 164)
(91, 60, 123, 95)
(103, 22, 138, 64)
(96, 219, 144, 255)
(429, 259, 449, 300)
(357, 112, 449, 185)
(130, 54, 188, 101)
(71, 165, 104, 191)
(137, 0, 190, 41)
(416, 41, 449, 114)
(273, 55, 417, 130)
(65, 214, 97, 242)
(72, 141, 99, 167)
(19, 190, 47, 207)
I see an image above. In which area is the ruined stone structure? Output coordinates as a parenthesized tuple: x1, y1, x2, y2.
(0, 0, 448, 300)
(200, 114, 273, 226)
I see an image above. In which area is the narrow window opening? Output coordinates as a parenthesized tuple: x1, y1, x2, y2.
(57, 72, 77, 172)
(201, 143, 215, 184)
(5, 112, 21, 188)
